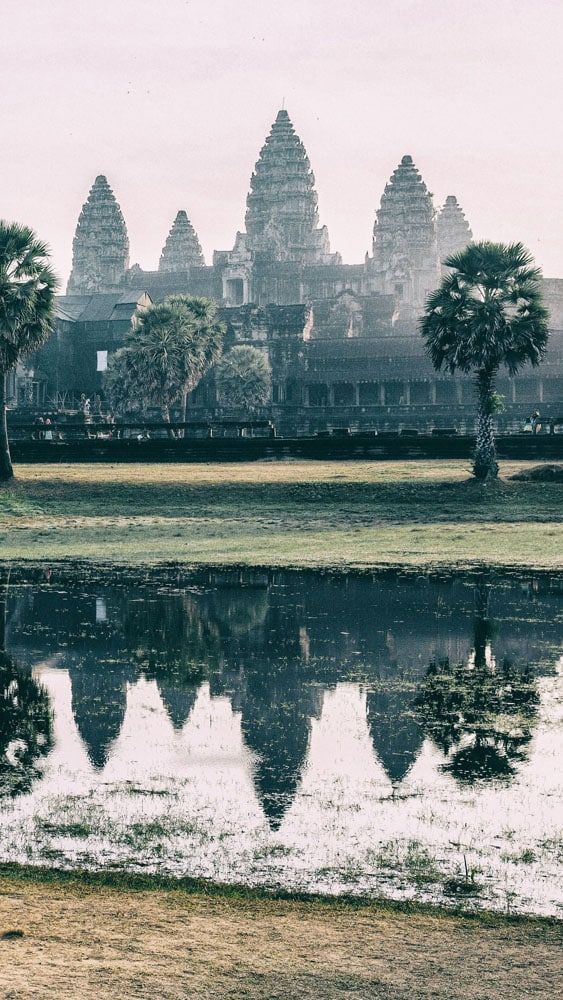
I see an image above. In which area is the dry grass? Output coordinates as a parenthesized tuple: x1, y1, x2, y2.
(0, 460, 561, 570)
(0, 874, 561, 999)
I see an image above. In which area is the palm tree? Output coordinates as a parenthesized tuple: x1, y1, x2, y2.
(104, 296, 224, 423)
(215, 345, 272, 410)
(0, 223, 58, 480)
(421, 242, 549, 480)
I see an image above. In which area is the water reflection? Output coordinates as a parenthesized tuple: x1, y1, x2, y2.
(0, 570, 53, 796)
(2, 567, 561, 812)
(416, 584, 540, 782)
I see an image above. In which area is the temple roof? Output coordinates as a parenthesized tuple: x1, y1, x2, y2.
(373, 154, 436, 252)
(67, 175, 129, 295)
(159, 210, 205, 271)
(244, 109, 332, 263)
(437, 195, 473, 267)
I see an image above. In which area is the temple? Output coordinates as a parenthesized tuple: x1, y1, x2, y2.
(66, 175, 129, 295)
(370, 154, 440, 315)
(437, 195, 473, 273)
(159, 210, 205, 271)
(12, 108, 561, 429)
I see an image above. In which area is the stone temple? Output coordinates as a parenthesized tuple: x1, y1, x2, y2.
(12, 108, 562, 431)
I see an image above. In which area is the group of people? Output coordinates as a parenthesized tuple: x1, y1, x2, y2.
(32, 416, 55, 441)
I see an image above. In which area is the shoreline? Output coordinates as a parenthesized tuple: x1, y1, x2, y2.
(1, 861, 561, 926)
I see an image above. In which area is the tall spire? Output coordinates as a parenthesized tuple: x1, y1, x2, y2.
(372, 155, 439, 310)
(67, 175, 129, 294)
(244, 109, 336, 264)
(437, 195, 473, 273)
(159, 210, 205, 272)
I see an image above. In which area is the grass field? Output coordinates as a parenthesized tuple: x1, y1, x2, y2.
(0, 460, 561, 570)
(0, 868, 561, 1000)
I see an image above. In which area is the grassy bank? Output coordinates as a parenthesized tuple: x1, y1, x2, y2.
(0, 460, 561, 570)
(0, 867, 561, 1000)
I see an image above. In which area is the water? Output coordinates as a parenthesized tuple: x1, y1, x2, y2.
(1, 565, 561, 916)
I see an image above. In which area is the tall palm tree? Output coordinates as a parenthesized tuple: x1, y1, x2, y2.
(105, 295, 224, 423)
(421, 242, 549, 479)
(0, 222, 58, 481)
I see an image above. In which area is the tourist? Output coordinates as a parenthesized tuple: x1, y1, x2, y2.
(531, 411, 542, 434)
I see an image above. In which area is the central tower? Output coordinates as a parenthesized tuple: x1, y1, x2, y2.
(244, 109, 336, 265)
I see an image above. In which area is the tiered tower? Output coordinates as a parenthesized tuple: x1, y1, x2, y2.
(244, 109, 337, 265)
(159, 210, 205, 271)
(371, 154, 440, 310)
(66, 175, 129, 294)
(437, 195, 473, 273)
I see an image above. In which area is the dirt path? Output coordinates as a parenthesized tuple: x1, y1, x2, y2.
(0, 878, 561, 999)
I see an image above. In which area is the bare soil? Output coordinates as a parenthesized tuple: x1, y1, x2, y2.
(0, 876, 561, 999)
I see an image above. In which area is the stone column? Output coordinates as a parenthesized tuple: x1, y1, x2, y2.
(379, 383, 386, 405)
(354, 384, 360, 406)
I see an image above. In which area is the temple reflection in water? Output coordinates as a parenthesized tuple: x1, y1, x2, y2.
(2, 567, 560, 824)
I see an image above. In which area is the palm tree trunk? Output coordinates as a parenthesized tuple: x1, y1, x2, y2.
(180, 389, 188, 439)
(473, 369, 499, 480)
(161, 403, 174, 439)
(0, 370, 14, 482)
(0, 566, 11, 653)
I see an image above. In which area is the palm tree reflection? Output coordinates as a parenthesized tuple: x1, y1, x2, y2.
(415, 583, 540, 782)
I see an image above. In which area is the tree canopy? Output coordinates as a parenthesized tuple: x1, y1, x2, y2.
(214, 345, 272, 409)
(0, 222, 58, 480)
(105, 295, 224, 421)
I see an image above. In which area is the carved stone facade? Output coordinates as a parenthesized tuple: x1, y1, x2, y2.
(437, 195, 473, 274)
(67, 175, 129, 294)
(159, 210, 205, 271)
(244, 109, 338, 266)
(370, 155, 440, 313)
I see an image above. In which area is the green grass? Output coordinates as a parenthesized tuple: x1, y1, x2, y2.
(0, 861, 560, 932)
(0, 460, 561, 570)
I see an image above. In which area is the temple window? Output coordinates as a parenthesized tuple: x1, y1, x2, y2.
(333, 382, 355, 406)
(410, 381, 432, 405)
(358, 382, 379, 405)
(225, 278, 245, 305)
(96, 350, 108, 372)
(308, 384, 328, 406)
(385, 381, 404, 405)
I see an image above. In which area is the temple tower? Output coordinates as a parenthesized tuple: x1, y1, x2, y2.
(67, 175, 129, 294)
(244, 109, 337, 265)
(371, 155, 440, 311)
(437, 195, 473, 274)
(159, 210, 205, 271)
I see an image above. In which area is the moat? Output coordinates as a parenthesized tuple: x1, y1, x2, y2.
(1, 566, 561, 916)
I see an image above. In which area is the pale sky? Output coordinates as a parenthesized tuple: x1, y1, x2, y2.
(2, 0, 562, 287)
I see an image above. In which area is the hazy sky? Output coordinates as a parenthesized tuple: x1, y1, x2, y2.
(2, 0, 562, 287)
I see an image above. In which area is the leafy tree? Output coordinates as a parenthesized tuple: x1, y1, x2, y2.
(104, 295, 224, 422)
(421, 242, 548, 480)
(215, 345, 272, 409)
(0, 222, 58, 480)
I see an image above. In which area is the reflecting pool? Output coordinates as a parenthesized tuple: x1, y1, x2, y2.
(0, 565, 561, 915)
